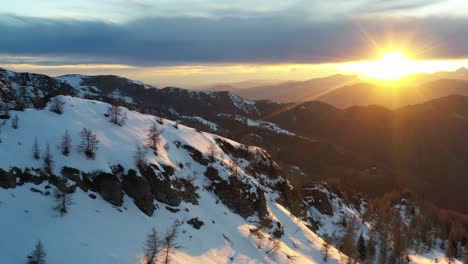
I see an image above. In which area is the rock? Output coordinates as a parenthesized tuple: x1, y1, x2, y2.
(204, 166, 221, 181)
(140, 165, 199, 207)
(187, 217, 205, 230)
(93, 172, 123, 206)
(122, 170, 155, 216)
(165, 206, 180, 213)
(303, 187, 333, 217)
(276, 181, 304, 218)
(182, 144, 210, 166)
(0, 169, 16, 189)
(212, 176, 259, 219)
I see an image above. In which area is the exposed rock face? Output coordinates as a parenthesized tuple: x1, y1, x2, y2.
(182, 144, 210, 166)
(122, 170, 155, 216)
(0, 169, 16, 189)
(0, 69, 76, 109)
(204, 166, 221, 181)
(93, 172, 124, 206)
(211, 176, 259, 219)
(303, 187, 333, 217)
(215, 138, 252, 160)
(276, 181, 304, 218)
(140, 165, 199, 207)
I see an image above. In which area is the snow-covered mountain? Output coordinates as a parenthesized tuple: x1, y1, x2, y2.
(0, 96, 348, 263)
(0, 68, 465, 264)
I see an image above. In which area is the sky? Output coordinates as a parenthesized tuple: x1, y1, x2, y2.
(2, 0, 468, 87)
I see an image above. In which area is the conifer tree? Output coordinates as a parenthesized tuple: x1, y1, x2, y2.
(33, 137, 40, 160)
(60, 130, 72, 156)
(43, 143, 53, 175)
(357, 232, 367, 259)
(27, 240, 47, 264)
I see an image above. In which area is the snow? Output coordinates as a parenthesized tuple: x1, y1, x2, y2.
(0, 96, 347, 264)
(227, 92, 259, 115)
(181, 116, 219, 131)
(218, 113, 296, 136)
(409, 250, 463, 264)
(108, 89, 134, 104)
(56, 75, 101, 97)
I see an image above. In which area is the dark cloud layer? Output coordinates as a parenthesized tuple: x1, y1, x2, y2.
(1, 14, 468, 66)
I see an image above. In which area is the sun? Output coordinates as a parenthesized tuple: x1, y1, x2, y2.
(369, 51, 414, 80)
(339, 50, 417, 81)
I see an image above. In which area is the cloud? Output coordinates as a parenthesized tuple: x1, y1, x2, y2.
(0, 13, 468, 66)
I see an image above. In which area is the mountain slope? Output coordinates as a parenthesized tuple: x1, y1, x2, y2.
(209, 74, 359, 103)
(316, 79, 468, 108)
(0, 96, 347, 264)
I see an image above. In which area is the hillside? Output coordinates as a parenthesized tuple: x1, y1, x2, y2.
(0, 96, 349, 263)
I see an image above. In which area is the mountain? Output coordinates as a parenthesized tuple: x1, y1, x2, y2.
(315, 79, 468, 108)
(0, 95, 350, 263)
(206, 69, 468, 109)
(3, 68, 468, 213)
(0, 68, 466, 263)
(208, 74, 359, 103)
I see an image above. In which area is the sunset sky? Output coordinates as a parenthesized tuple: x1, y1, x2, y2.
(2, 0, 468, 87)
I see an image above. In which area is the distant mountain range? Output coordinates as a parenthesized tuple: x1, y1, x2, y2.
(208, 68, 468, 108)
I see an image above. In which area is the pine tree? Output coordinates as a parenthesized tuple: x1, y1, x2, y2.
(144, 227, 160, 264)
(27, 240, 47, 264)
(357, 232, 367, 259)
(78, 128, 99, 159)
(11, 114, 19, 129)
(147, 122, 161, 152)
(43, 143, 53, 175)
(0, 103, 9, 119)
(33, 137, 41, 160)
(60, 130, 72, 156)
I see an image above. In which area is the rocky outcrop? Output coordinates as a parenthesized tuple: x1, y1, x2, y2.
(93, 172, 124, 206)
(215, 138, 252, 160)
(140, 165, 199, 207)
(212, 176, 259, 219)
(0, 169, 16, 189)
(303, 187, 333, 217)
(276, 181, 304, 218)
(122, 170, 155, 216)
(182, 144, 210, 166)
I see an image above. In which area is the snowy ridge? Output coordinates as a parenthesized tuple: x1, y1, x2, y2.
(218, 113, 296, 136)
(56, 74, 99, 97)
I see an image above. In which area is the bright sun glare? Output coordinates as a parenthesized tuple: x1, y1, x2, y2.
(369, 51, 413, 80)
(339, 50, 422, 81)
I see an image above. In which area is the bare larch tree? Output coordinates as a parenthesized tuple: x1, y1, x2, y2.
(78, 128, 99, 159)
(27, 240, 47, 264)
(106, 104, 127, 126)
(144, 227, 160, 264)
(147, 122, 161, 152)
